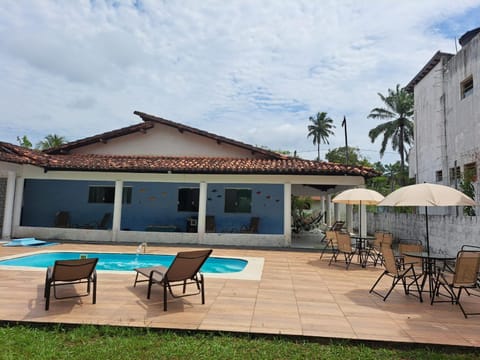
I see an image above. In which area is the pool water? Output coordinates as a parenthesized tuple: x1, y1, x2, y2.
(0, 252, 248, 274)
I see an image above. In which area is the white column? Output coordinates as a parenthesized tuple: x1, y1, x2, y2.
(111, 180, 123, 242)
(12, 176, 24, 235)
(2, 171, 16, 239)
(283, 183, 292, 246)
(334, 202, 340, 223)
(325, 194, 332, 226)
(197, 181, 207, 242)
(320, 196, 325, 223)
(346, 204, 353, 233)
(360, 204, 367, 237)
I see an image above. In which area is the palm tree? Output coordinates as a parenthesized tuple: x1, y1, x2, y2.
(35, 134, 67, 150)
(368, 84, 414, 179)
(16, 135, 32, 148)
(307, 112, 335, 161)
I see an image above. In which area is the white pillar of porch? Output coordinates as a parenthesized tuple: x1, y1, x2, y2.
(346, 204, 353, 233)
(325, 194, 332, 226)
(112, 180, 123, 242)
(197, 181, 207, 242)
(12, 176, 24, 236)
(283, 183, 292, 246)
(320, 196, 325, 223)
(360, 204, 367, 237)
(333, 202, 340, 223)
(2, 171, 16, 239)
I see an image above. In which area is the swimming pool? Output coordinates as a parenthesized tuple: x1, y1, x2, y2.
(0, 252, 248, 274)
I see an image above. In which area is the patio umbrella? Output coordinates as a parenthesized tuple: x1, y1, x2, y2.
(332, 188, 384, 236)
(378, 183, 476, 255)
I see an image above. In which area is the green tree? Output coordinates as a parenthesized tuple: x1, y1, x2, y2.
(368, 84, 414, 181)
(325, 146, 371, 167)
(307, 112, 335, 161)
(16, 135, 32, 148)
(35, 134, 67, 150)
(459, 169, 476, 216)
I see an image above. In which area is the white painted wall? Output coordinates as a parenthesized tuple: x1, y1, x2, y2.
(70, 124, 265, 158)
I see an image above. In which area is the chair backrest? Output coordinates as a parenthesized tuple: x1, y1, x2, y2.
(206, 216, 216, 232)
(453, 250, 480, 287)
(325, 231, 338, 246)
(52, 258, 98, 282)
(373, 231, 384, 249)
(381, 245, 398, 274)
(249, 217, 260, 233)
(98, 212, 112, 229)
(398, 242, 424, 265)
(331, 221, 345, 231)
(55, 211, 70, 227)
(165, 249, 213, 282)
(336, 232, 352, 253)
(462, 245, 480, 251)
(382, 232, 393, 247)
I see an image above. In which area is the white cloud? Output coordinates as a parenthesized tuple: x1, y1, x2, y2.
(1, 0, 479, 164)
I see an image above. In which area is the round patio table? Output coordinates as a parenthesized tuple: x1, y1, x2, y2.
(403, 252, 456, 299)
(350, 234, 375, 267)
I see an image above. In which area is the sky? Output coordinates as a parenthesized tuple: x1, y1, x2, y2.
(1, 1, 480, 165)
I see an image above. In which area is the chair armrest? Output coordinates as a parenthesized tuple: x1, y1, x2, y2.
(149, 269, 166, 283)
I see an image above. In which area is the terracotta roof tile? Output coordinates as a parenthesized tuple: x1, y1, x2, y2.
(0, 142, 49, 166)
(43, 154, 378, 177)
(0, 142, 378, 178)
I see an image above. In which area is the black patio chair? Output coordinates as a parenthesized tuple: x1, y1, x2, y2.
(44, 258, 98, 310)
(133, 249, 212, 311)
(369, 244, 423, 302)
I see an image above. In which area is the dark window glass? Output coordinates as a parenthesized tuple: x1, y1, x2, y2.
(178, 188, 199, 211)
(224, 188, 252, 213)
(461, 76, 473, 99)
(88, 186, 132, 204)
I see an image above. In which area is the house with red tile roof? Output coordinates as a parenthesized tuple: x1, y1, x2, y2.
(0, 111, 377, 247)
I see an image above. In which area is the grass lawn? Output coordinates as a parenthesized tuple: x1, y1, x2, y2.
(1, 324, 479, 359)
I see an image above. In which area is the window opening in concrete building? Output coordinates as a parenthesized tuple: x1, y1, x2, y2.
(461, 76, 473, 99)
(435, 170, 443, 182)
(464, 162, 477, 181)
(449, 166, 461, 183)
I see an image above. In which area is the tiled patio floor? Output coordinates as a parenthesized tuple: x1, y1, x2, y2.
(1, 242, 479, 347)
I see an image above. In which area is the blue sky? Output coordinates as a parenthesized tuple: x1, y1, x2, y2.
(1, 0, 479, 164)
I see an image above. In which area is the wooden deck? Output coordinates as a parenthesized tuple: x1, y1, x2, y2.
(1, 242, 479, 347)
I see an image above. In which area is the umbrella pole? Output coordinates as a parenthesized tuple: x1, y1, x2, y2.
(425, 206, 430, 255)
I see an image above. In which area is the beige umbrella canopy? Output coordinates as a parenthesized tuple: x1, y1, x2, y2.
(332, 188, 385, 205)
(378, 183, 476, 254)
(332, 188, 385, 236)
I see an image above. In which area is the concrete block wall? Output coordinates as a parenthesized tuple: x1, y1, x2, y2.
(368, 212, 480, 256)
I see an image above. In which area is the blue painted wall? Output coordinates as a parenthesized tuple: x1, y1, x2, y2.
(22, 179, 114, 228)
(205, 183, 284, 234)
(21, 180, 284, 234)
